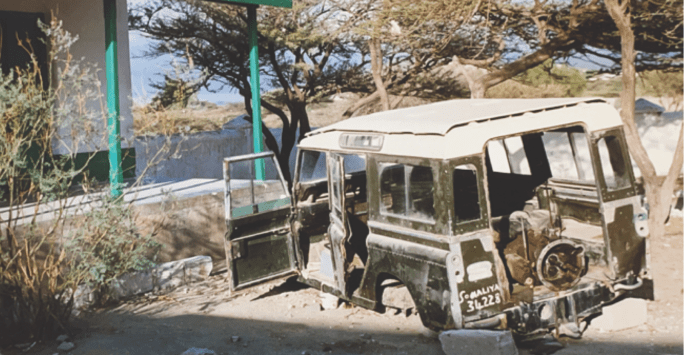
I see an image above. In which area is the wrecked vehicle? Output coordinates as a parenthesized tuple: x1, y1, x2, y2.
(221, 98, 653, 337)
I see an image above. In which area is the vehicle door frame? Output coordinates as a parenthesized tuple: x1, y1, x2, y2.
(589, 127, 647, 280)
(326, 152, 350, 293)
(222, 151, 297, 291)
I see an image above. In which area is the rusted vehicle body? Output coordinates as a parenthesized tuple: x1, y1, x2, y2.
(222, 98, 652, 337)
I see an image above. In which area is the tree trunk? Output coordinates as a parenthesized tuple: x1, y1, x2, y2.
(451, 56, 481, 98)
(279, 101, 311, 183)
(606, 0, 684, 240)
(242, 95, 292, 183)
(470, 81, 486, 99)
(342, 91, 381, 118)
(298, 104, 312, 143)
(369, 38, 390, 111)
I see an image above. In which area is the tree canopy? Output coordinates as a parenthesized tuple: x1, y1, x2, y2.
(130, 0, 683, 174)
(130, 0, 367, 180)
(452, 0, 682, 97)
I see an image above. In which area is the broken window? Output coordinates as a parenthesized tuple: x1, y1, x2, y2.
(487, 140, 512, 173)
(487, 138, 531, 175)
(504, 137, 532, 175)
(542, 128, 598, 183)
(299, 150, 327, 182)
(342, 154, 366, 175)
(379, 163, 435, 222)
(453, 164, 481, 223)
(597, 136, 631, 190)
(570, 132, 595, 182)
(227, 156, 290, 218)
(542, 131, 579, 180)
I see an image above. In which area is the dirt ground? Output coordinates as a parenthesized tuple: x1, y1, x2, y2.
(5, 218, 682, 355)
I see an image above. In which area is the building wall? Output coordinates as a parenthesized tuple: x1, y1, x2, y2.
(0, 0, 133, 154)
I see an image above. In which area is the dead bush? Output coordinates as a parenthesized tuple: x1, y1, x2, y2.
(486, 80, 569, 98)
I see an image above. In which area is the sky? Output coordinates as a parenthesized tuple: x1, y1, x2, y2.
(127, 0, 243, 105)
(128, 30, 244, 105)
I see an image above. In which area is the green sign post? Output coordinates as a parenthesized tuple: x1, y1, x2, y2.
(104, 0, 123, 198)
(210, 0, 292, 180)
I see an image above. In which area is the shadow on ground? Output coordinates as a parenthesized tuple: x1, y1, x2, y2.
(10, 275, 681, 355)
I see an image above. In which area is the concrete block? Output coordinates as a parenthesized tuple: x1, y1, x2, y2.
(154, 260, 186, 292)
(184, 255, 213, 282)
(111, 269, 154, 300)
(153, 255, 213, 292)
(591, 298, 647, 332)
(439, 330, 518, 355)
(72, 284, 96, 309)
(105, 255, 214, 302)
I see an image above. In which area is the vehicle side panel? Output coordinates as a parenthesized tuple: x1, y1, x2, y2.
(358, 233, 454, 330)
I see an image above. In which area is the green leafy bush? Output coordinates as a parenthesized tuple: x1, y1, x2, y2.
(516, 59, 587, 97)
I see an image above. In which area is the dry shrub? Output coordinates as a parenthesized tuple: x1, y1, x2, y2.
(0, 16, 158, 345)
(638, 70, 683, 111)
(133, 103, 243, 136)
(486, 80, 569, 98)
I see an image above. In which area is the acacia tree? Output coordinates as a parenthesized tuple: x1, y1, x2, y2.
(605, 0, 683, 240)
(336, 0, 480, 117)
(130, 0, 365, 181)
(453, 0, 683, 98)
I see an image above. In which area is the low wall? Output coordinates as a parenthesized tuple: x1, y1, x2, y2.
(135, 128, 253, 183)
(133, 192, 227, 264)
(134, 119, 305, 183)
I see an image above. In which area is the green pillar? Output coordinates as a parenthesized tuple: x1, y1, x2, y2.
(248, 5, 266, 180)
(104, 0, 123, 197)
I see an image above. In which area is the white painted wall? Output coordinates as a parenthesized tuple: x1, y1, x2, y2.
(0, 0, 133, 154)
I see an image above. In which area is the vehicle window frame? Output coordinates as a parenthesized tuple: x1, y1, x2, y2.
(377, 162, 436, 223)
(295, 149, 328, 185)
(368, 155, 447, 234)
(568, 131, 596, 182)
(446, 155, 490, 235)
(591, 128, 637, 202)
(486, 137, 532, 176)
(541, 124, 600, 187)
(328, 154, 345, 224)
(224, 153, 291, 219)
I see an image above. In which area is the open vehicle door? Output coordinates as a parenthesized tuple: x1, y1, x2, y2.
(327, 153, 350, 293)
(223, 152, 296, 291)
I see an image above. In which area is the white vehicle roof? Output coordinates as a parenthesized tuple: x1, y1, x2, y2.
(300, 98, 623, 160)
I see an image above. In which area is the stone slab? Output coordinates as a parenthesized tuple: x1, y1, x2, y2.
(439, 329, 518, 355)
(184, 255, 213, 282)
(591, 298, 648, 332)
(111, 269, 154, 300)
(109, 256, 213, 300)
(72, 284, 96, 310)
(154, 260, 186, 292)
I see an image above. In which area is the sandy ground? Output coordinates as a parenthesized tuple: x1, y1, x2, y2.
(6, 217, 679, 355)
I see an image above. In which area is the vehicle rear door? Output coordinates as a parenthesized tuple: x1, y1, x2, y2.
(223, 152, 296, 291)
(593, 130, 648, 279)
